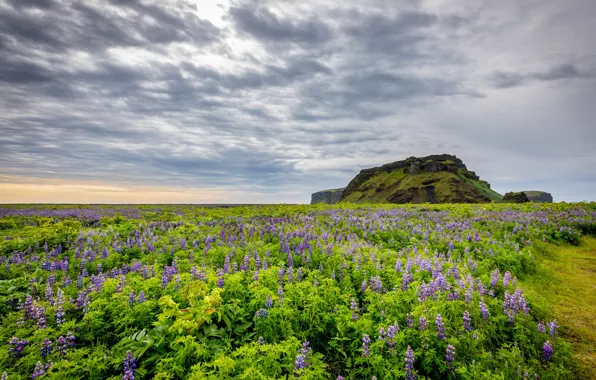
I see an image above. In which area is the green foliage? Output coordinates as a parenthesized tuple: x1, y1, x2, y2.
(0, 203, 593, 379)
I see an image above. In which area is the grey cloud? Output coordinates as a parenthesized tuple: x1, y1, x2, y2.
(0, 56, 53, 84)
(532, 63, 588, 81)
(491, 63, 591, 88)
(5, 0, 56, 9)
(341, 72, 460, 103)
(0, 116, 298, 187)
(0, 0, 595, 202)
(491, 72, 525, 89)
(344, 10, 436, 45)
(0, 0, 219, 54)
(229, 4, 332, 45)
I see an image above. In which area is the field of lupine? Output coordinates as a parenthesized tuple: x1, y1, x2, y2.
(0, 203, 595, 379)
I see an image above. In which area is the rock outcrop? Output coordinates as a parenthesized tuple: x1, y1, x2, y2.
(339, 154, 503, 204)
(502, 192, 530, 203)
(311, 188, 344, 204)
(523, 191, 553, 203)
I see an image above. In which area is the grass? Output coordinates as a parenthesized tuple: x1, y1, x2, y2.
(466, 178, 503, 201)
(521, 237, 596, 379)
(342, 168, 505, 204)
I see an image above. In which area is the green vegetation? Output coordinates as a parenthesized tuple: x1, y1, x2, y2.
(342, 170, 502, 204)
(340, 154, 504, 204)
(0, 203, 594, 379)
(520, 237, 596, 379)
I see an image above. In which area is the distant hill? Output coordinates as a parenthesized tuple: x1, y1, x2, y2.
(523, 191, 553, 203)
(311, 154, 503, 204)
(311, 188, 344, 204)
(503, 191, 531, 203)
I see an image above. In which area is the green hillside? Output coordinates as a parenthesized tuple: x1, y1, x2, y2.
(340, 154, 503, 204)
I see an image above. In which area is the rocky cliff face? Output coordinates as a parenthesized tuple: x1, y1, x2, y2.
(523, 191, 553, 203)
(339, 154, 503, 204)
(311, 188, 345, 204)
(503, 192, 530, 203)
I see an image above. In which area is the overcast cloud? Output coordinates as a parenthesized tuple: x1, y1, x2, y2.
(0, 0, 595, 203)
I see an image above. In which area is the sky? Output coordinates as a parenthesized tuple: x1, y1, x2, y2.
(0, 0, 595, 203)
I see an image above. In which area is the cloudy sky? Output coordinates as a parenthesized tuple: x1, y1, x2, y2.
(0, 0, 595, 203)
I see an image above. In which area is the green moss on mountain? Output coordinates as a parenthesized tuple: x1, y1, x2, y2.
(340, 154, 503, 204)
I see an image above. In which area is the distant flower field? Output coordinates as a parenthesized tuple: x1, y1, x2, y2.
(0, 203, 595, 379)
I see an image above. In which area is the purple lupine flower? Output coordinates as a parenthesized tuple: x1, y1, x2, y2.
(129, 291, 136, 306)
(294, 341, 312, 376)
(419, 316, 427, 331)
(435, 314, 446, 340)
(405, 345, 415, 380)
(123, 350, 136, 380)
(361, 280, 367, 293)
(463, 311, 472, 331)
(371, 275, 383, 292)
(480, 300, 489, 321)
(465, 286, 473, 304)
(45, 282, 53, 302)
(56, 336, 67, 355)
(32, 361, 46, 378)
(278, 266, 285, 283)
(138, 291, 146, 304)
(116, 276, 125, 293)
(265, 295, 273, 309)
(548, 320, 558, 337)
(41, 338, 53, 358)
(543, 341, 554, 362)
(242, 254, 250, 272)
(446, 344, 456, 368)
(402, 273, 412, 291)
(362, 334, 371, 357)
(406, 314, 414, 328)
(66, 332, 75, 348)
(257, 336, 265, 345)
(8, 337, 29, 359)
(378, 327, 386, 341)
(294, 354, 307, 376)
(75, 291, 91, 312)
(161, 267, 172, 288)
(36, 307, 47, 329)
(503, 271, 511, 287)
(255, 309, 269, 318)
(538, 321, 546, 333)
(23, 295, 34, 320)
(297, 267, 303, 282)
(216, 271, 225, 288)
(387, 323, 398, 348)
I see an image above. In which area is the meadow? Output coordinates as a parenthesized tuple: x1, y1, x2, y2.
(0, 203, 595, 379)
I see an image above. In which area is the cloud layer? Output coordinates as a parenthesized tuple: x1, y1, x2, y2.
(1, 0, 595, 202)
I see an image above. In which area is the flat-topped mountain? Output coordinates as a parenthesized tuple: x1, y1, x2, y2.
(311, 154, 504, 204)
(523, 191, 553, 203)
(311, 188, 344, 204)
